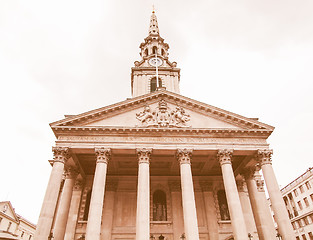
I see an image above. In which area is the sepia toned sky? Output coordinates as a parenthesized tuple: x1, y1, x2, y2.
(0, 0, 313, 223)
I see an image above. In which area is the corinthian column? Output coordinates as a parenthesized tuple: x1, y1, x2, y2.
(257, 149, 295, 239)
(136, 148, 152, 240)
(34, 147, 69, 240)
(64, 179, 83, 240)
(217, 149, 248, 240)
(176, 149, 200, 240)
(243, 167, 276, 240)
(85, 148, 111, 240)
(53, 167, 78, 239)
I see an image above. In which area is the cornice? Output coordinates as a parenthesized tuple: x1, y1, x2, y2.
(51, 125, 272, 138)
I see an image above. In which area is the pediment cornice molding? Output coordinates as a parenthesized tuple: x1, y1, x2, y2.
(50, 90, 274, 134)
(51, 125, 272, 138)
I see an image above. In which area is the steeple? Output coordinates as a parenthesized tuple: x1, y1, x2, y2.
(131, 10, 180, 97)
(149, 10, 159, 36)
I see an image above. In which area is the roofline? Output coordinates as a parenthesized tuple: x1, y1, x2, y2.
(281, 167, 313, 194)
(50, 90, 274, 132)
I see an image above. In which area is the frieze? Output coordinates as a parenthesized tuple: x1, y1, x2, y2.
(136, 99, 190, 128)
(58, 136, 267, 145)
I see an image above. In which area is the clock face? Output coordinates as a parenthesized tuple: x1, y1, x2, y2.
(149, 57, 163, 67)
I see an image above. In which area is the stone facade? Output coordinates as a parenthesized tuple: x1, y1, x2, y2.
(0, 201, 36, 240)
(34, 11, 294, 240)
(272, 167, 313, 239)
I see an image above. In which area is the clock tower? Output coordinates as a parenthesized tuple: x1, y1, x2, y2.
(131, 10, 180, 97)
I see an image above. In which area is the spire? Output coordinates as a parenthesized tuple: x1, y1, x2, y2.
(149, 9, 159, 36)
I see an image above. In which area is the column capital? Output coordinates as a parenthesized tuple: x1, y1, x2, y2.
(136, 148, 152, 164)
(242, 167, 256, 180)
(257, 149, 273, 166)
(64, 167, 79, 179)
(217, 149, 233, 165)
(95, 147, 111, 164)
(176, 148, 193, 164)
(74, 179, 84, 190)
(256, 179, 265, 192)
(236, 179, 246, 192)
(52, 147, 70, 164)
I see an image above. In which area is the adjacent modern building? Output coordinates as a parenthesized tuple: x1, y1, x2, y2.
(0, 201, 36, 240)
(278, 167, 313, 239)
(34, 11, 295, 240)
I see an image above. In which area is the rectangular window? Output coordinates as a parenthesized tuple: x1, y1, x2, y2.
(298, 201, 303, 210)
(304, 197, 310, 207)
(308, 232, 313, 240)
(304, 216, 309, 225)
(300, 185, 305, 193)
(297, 237, 301, 240)
(302, 234, 307, 240)
(294, 189, 299, 196)
(21, 231, 24, 237)
(292, 222, 297, 230)
(306, 181, 311, 190)
(310, 194, 313, 202)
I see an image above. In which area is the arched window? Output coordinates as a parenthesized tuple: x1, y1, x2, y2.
(152, 46, 157, 55)
(217, 190, 230, 220)
(161, 49, 165, 56)
(150, 77, 162, 92)
(145, 48, 148, 56)
(83, 190, 92, 221)
(153, 190, 167, 221)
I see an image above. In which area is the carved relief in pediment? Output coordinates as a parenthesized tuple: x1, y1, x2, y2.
(136, 100, 190, 128)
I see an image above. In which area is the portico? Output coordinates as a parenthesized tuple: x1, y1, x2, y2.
(34, 10, 294, 240)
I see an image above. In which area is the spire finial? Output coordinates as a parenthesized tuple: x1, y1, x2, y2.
(149, 7, 159, 35)
(152, 5, 155, 13)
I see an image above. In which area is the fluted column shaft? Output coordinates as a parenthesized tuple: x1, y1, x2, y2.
(200, 182, 219, 240)
(64, 180, 83, 240)
(244, 168, 276, 240)
(34, 147, 69, 240)
(53, 167, 78, 239)
(85, 148, 111, 240)
(177, 149, 200, 240)
(257, 149, 295, 239)
(236, 179, 258, 237)
(218, 149, 248, 240)
(136, 148, 152, 240)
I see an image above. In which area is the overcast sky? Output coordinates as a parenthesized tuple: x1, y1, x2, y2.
(1, 0, 313, 224)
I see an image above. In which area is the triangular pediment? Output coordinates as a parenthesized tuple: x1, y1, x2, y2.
(51, 90, 274, 134)
(0, 201, 19, 222)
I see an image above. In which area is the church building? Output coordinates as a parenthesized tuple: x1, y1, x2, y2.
(34, 11, 295, 240)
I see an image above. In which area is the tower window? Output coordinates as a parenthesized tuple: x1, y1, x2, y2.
(145, 48, 148, 56)
(152, 46, 157, 55)
(153, 190, 167, 221)
(150, 77, 162, 92)
(218, 190, 230, 220)
(161, 49, 165, 56)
